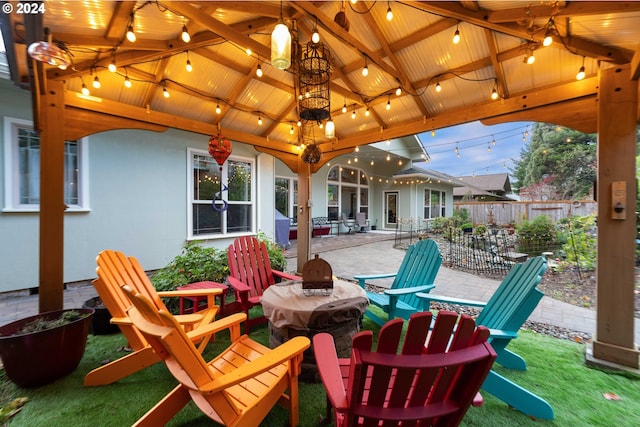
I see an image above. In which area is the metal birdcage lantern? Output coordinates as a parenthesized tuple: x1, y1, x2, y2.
(299, 41, 331, 122)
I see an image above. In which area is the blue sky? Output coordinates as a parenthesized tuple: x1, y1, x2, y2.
(416, 121, 533, 179)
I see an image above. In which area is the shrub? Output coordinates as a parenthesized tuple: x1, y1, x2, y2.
(452, 208, 470, 228)
(473, 225, 488, 235)
(516, 215, 558, 255)
(256, 231, 287, 272)
(560, 214, 597, 270)
(152, 241, 228, 313)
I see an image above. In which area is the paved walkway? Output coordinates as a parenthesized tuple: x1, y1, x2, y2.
(2, 230, 639, 343)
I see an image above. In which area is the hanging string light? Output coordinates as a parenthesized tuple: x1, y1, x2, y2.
(185, 51, 193, 72)
(386, 1, 393, 21)
(92, 75, 101, 89)
(181, 24, 190, 43)
(81, 79, 90, 96)
(435, 82, 442, 93)
(362, 57, 369, 76)
(576, 56, 586, 80)
(126, 13, 136, 43)
(256, 64, 263, 77)
(108, 56, 117, 73)
(452, 22, 461, 44)
(542, 19, 555, 47)
(215, 101, 221, 114)
(386, 96, 391, 110)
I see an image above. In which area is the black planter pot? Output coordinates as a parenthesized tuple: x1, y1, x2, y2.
(0, 308, 94, 387)
(83, 297, 119, 335)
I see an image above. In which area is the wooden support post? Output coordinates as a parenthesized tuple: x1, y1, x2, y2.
(38, 79, 66, 313)
(593, 63, 639, 368)
(296, 158, 311, 274)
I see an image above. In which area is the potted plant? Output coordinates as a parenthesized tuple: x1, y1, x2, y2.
(82, 296, 119, 335)
(0, 308, 94, 387)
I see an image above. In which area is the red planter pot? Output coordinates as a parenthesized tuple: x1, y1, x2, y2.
(0, 308, 94, 387)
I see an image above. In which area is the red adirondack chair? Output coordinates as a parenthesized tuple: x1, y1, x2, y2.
(314, 310, 497, 427)
(227, 236, 301, 333)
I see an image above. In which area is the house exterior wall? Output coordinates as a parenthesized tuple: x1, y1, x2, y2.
(0, 78, 452, 294)
(0, 79, 275, 293)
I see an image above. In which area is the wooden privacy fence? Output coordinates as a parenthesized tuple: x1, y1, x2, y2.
(454, 200, 597, 226)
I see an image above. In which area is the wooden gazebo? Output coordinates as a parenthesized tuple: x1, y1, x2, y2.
(1, 1, 639, 368)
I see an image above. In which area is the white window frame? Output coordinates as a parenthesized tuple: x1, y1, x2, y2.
(423, 188, 446, 219)
(3, 117, 89, 212)
(327, 165, 369, 220)
(275, 176, 298, 221)
(187, 147, 255, 240)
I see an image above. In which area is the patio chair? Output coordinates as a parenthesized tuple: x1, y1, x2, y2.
(354, 212, 369, 232)
(227, 236, 301, 333)
(83, 249, 222, 387)
(337, 212, 352, 235)
(354, 238, 441, 326)
(122, 285, 310, 427)
(314, 310, 496, 427)
(417, 256, 555, 420)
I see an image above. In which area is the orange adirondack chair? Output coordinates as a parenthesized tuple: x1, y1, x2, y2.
(227, 236, 301, 333)
(122, 285, 310, 427)
(314, 311, 497, 427)
(84, 249, 223, 386)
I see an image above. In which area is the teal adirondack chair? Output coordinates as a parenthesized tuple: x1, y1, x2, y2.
(417, 256, 554, 420)
(354, 238, 441, 326)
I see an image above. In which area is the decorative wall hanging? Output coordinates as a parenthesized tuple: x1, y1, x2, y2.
(208, 130, 232, 212)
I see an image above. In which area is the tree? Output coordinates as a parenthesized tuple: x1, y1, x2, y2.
(512, 123, 597, 200)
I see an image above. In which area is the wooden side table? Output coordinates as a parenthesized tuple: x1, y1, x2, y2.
(177, 281, 227, 316)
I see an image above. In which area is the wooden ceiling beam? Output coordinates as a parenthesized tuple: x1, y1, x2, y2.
(354, 2, 429, 119)
(484, 28, 509, 99)
(104, 1, 135, 40)
(164, 1, 271, 60)
(488, 2, 640, 23)
(64, 91, 297, 155)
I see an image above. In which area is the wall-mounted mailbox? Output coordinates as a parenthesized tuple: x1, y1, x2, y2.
(611, 181, 626, 220)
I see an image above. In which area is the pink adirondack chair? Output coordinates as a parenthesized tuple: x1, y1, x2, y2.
(314, 310, 497, 427)
(226, 236, 300, 333)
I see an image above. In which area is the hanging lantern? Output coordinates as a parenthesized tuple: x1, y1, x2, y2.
(208, 133, 232, 171)
(299, 41, 331, 121)
(302, 144, 322, 164)
(271, 21, 291, 70)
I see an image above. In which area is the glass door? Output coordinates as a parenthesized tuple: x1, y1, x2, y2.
(384, 191, 398, 229)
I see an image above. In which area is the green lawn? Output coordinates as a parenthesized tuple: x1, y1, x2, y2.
(2, 314, 639, 426)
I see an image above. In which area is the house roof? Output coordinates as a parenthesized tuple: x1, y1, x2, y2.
(392, 166, 464, 186)
(1, 1, 639, 171)
(455, 173, 512, 193)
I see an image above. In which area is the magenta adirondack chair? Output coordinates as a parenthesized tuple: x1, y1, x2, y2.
(314, 310, 497, 427)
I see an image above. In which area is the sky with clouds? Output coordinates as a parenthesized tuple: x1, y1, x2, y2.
(415, 121, 533, 180)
